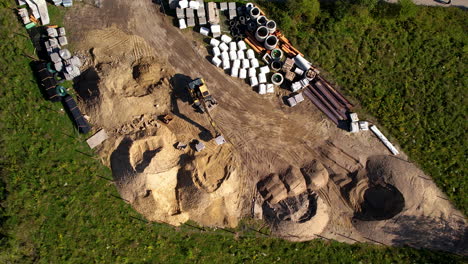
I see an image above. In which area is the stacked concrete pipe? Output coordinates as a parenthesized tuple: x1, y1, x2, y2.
(264, 35, 278, 50)
(266, 20, 276, 33)
(255, 26, 269, 42)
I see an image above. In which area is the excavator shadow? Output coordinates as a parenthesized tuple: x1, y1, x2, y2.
(169, 74, 213, 141)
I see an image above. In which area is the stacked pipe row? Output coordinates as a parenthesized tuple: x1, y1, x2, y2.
(210, 35, 274, 95)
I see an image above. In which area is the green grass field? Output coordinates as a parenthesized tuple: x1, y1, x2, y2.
(0, 0, 466, 262)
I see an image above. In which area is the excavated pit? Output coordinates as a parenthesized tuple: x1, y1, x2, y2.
(354, 184, 405, 221)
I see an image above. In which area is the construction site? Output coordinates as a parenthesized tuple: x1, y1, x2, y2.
(14, 0, 467, 256)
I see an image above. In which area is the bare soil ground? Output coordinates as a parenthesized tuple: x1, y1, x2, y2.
(66, 1, 466, 254)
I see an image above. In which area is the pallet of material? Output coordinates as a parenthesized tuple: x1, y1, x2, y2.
(62, 95, 91, 134)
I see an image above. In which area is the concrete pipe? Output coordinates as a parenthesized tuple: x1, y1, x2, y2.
(246, 3, 254, 11)
(239, 16, 246, 25)
(271, 48, 283, 60)
(255, 26, 269, 42)
(264, 35, 278, 50)
(270, 60, 282, 72)
(271, 73, 284, 86)
(247, 21, 257, 32)
(266, 20, 276, 33)
(250, 7, 260, 19)
(256, 16, 267, 26)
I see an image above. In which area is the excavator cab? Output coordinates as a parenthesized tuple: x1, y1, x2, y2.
(186, 78, 218, 113)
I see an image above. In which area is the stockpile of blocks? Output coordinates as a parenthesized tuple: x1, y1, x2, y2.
(51, 0, 73, 7)
(209, 35, 274, 95)
(174, 0, 207, 29)
(44, 27, 82, 80)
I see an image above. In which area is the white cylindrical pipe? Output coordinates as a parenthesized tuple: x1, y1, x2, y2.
(231, 67, 239, 78)
(248, 68, 256, 77)
(237, 40, 247, 50)
(370, 125, 399, 155)
(250, 76, 259, 87)
(255, 26, 269, 42)
(258, 73, 267, 84)
(294, 54, 312, 71)
(212, 57, 222, 67)
(210, 38, 220, 47)
(271, 73, 284, 86)
(229, 42, 237, 51)
(229, 50, 238, 61)
(256, 16, 267, 26)
(237, 50, 245, 60)
(221, 34, 232, 43)
(239, 68, 247, 79)
(212, 47, 221, 57)
(246, 3, 254, 11)
(246, 49, 255, 59)
(266, 20, 276, 33)
(242, 59, 250, 69)
(250, 58, 259, 68)
(270, 60, 282, 72)
(233, 59, 241, 69)
(250, 7, 260, 19)
(264, 35, 278, 50)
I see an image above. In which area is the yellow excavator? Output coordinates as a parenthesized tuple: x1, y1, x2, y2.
(186, 78, 226, 146)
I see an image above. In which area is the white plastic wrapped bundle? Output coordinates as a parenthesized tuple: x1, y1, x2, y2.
(237, 50, 245, 60)
(221, 51, 229, 61)
(250, 58, 259, 68)
(242, 59, 250, 69)
(246, 49, 255, 59)
(232, 59, 241, 69)
(221, 34, 232, 43)
(258, 73, 267, 84)
(200, 27, 210, 36)
(222, 59, 231, 70)
(266, 83, 274, 93)
(258, 84, 267, 95)
(179, 0, 189, 9)
(189, 0, 200, 9)
(237, 40, 247, 50)
(229, 50, 238, 60)
(259, 65, 270, 74)
(250, 76, 259, 87)
(248, 68, 256, 77)
(239, 68, 247, 79)
(212, 46, 221, 57)
(229, 42, 237, 51)
(210, 38, 220, 47)
(219, 42, 229, 52)
(179, 19, 187, 29)
(294, 67, 304, 76)
(231, 67, 239, 78)
(212, 56, 222, 67)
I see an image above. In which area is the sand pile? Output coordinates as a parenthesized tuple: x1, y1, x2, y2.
(73, 27, 243, 227)
(256, 162, 330, 240)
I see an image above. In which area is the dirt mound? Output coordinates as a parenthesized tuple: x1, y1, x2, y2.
(257, 163, 330, 239)
(74, 27, 243, 227)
